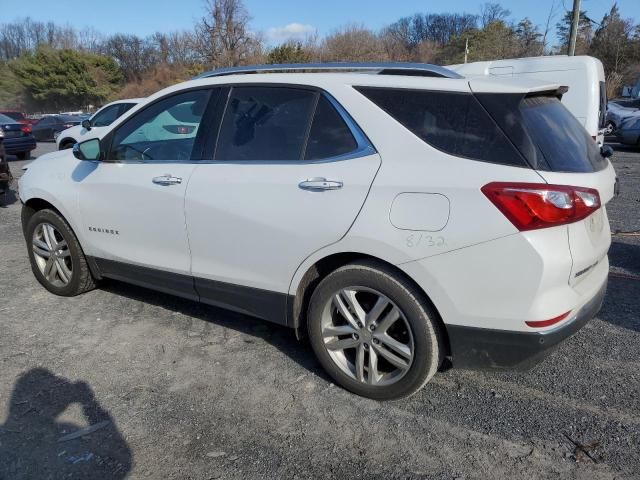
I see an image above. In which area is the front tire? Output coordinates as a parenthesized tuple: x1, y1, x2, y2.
(25, 209, 96, 296)
(307, 260, 443, 400)
(16, 152, 29, 160)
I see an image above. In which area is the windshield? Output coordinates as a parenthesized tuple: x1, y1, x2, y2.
(60, 115, 81, 123)
(0, 111, 25, 121)
(0, 113, 16, 123)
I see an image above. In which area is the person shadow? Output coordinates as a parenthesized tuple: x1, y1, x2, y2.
(0, 368, 132, 479)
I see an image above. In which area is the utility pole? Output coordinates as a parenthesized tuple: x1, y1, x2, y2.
(568, 0, 581, 55)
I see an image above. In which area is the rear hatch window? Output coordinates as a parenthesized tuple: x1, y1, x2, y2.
(475, 93, 607, 173)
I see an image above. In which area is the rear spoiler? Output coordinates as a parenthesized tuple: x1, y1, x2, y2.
(526, 85, 569, 100)
(468, 77, 566, 98)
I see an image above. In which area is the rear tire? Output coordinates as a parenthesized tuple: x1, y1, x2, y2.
(307, 260, 443, 400)
(60, 140, 75, 150)
(16, 152, 28, 160)
(25, 209, 96, 296)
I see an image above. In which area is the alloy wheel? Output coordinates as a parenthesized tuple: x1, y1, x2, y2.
(320, 287, 414, 386)
(32, 222, 73, 287)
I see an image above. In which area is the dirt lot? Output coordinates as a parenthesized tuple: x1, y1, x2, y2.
(1, 143, 639, 479)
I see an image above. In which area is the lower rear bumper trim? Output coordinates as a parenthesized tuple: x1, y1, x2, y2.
(446, 279, 607, 370)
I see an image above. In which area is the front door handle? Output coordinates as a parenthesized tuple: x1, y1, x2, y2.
(298, 177, 343, 191)
(152, 174, 182, 186)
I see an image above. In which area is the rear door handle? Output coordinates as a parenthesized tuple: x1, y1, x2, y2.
(152, 174, 182, 186)
(298, 177, 343, 191)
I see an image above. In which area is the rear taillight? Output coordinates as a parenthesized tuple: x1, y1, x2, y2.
(481, 182, 601, 231)
(63, 123, 74, 129)
(21, 125, 31, 134)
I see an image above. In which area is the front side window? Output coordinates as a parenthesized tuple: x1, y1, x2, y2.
(109, 90, 210, 162)
(215, 86, 316, 161)
(91, 105, 122, 127)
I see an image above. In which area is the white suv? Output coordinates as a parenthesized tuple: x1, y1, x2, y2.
(55, 98, 142, 150)
(19, 63, 616, 400)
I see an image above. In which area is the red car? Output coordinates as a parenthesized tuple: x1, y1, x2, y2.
(0, 111, 37, 126)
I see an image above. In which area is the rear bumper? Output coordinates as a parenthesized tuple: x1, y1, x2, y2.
(447, 279, 607, 370)
(3, 136, 36, 154)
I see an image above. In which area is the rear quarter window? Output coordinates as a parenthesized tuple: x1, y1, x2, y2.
(355, 87, 527, 167)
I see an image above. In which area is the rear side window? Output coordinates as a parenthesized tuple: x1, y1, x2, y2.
(355, 87, 526, 167)
(305, 96, 358, 160)
(215, 86, 316, 161)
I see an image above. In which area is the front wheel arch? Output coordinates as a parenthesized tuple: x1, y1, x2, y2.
(58, 138, 76, 150)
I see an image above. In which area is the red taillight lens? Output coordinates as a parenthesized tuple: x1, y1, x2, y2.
(21, 125, 31, 134)
(63, 123, 74, 129)
(481, 182, 601, 231)
(525, 311, 571, 328)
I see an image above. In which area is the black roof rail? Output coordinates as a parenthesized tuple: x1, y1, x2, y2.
(194, 62, 462, 80)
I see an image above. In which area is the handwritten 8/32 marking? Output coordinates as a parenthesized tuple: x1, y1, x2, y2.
(406, 233, 447, 248)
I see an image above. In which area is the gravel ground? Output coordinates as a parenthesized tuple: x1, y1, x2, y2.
(0, 143, 639, 479)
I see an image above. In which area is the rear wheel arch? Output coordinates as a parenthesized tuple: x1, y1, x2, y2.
(290, 252, 451, 358)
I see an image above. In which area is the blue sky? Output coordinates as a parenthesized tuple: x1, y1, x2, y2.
(1, 0, 639, 45)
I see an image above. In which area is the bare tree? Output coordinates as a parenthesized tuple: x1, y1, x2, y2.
(194, 0, 261, 68)
(541, 0, 559, 54)
(103, 34, 158, 82)
(321, 25, 387, 62)
(480, 3, 511, 28)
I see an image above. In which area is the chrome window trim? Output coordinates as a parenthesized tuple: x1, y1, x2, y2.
(106, 84, 377, 165)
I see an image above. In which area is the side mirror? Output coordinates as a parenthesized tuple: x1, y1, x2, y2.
(600, 144, 614, 158)
(73, 138, 101, 161)
(81, 119, 92, 130)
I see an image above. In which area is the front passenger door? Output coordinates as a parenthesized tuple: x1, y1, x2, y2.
(77, 89, 214, 297)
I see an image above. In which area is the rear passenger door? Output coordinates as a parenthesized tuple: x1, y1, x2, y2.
(185, 85, 381, 324)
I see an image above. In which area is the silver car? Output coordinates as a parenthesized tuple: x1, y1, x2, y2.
(606, 101, 640, 134)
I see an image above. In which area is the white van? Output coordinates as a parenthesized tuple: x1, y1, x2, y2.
(448, 55, 607, 145)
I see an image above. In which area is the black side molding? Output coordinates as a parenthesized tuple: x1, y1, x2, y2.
(89, 257, 291, 327)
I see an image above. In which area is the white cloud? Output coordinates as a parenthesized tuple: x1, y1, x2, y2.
(267, 23, 315, 42)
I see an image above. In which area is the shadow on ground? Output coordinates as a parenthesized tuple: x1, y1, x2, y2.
(0, 185, 18, 208)
(0, 368, 132, 479)
(609, 240, 640, 276)
(100, 279, 331, 381)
